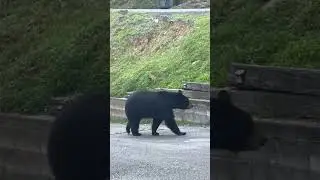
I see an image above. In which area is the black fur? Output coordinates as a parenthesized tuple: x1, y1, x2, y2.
(211, 90, 267, 153)
(125, 90, 192, 136)
(47, 92, 109, 180)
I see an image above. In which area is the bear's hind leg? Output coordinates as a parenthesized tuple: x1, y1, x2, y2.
(130, 118, 142, 136)
(126, 122, 130, 134)
(165, 118, 186, 136)
(152, 118, 163, 136)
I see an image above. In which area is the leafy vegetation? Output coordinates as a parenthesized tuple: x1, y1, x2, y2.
(110, 0, 157, 9)
(0, 0, 108, 113)
(212, 0, 320, 87)
(110, 12, 210, 97)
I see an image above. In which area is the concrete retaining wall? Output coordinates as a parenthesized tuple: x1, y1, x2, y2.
(110, 97, 210, 125)
(212, 139, 320, 180)
(212, 117, 320, 180)
(211, 63, 320, 180)
(0, 113, 54, 180)
(127, 87, 210, 100)
(210, 89, 320, 179)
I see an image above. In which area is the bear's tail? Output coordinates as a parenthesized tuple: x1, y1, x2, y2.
(126, 122, 130, 134)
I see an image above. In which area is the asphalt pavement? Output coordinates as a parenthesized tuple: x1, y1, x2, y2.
(110, 123, 210, 180)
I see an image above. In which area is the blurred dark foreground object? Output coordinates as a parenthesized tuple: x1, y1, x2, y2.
(47, 92, 109, 180)
(211, 90, 267, 153)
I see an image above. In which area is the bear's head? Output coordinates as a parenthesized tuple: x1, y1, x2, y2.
(216, 90, 231, 105)
(159, 90, 192, 109)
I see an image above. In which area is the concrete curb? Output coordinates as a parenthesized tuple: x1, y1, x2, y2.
(110, 97, 210, 125)
(127, 88, 210, 100)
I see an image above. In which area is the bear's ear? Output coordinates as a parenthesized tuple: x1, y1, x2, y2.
(178, 90, 182, 94)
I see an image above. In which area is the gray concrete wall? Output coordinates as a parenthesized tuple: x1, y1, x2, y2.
(211, 101, 320, 180)
(212, 137, 320, 180)
(212, 62, 320, 179)
(127, 87, 210, 100)
(0, 113, 54, 180)
(110, 97, 210, 125)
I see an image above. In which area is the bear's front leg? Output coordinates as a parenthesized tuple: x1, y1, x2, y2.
(164, 118, 186, 136)
(152, 118, 163, 136)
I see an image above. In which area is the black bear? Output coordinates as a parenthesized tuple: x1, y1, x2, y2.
(47, 92, 109, 180)
(125, 90, 192, 136)
(211, 90, 267, 153)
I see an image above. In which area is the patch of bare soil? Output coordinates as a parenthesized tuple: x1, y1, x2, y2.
(131, 19, 192, 54)
(262, 0, 283, 10)
(173, 0, 210, 9)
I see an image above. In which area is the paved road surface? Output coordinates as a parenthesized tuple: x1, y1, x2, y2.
(110, 123, 210, 180)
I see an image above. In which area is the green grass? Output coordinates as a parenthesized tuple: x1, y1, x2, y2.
(110, 12, 210, 97)
(212, 0, 320, 87)
(110, 0, 192, 9)
(0, 0, 109, 113)
(110, 0, 157, 8)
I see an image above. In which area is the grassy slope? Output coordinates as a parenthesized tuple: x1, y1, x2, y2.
(110, 0, 196, 9)
(212, 0, 320, 87)
(110, 12, 210, 97)
(0, 0, 109, 113)
(110, 0, 157, 9)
